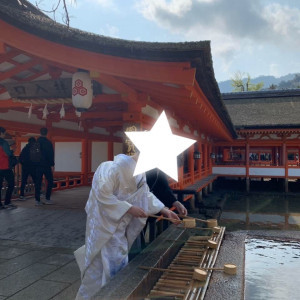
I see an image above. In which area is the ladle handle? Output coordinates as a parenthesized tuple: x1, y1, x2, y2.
(148, 214, 182, 223)
(178, 214, 208, 223)
(139, 266, 191, 274)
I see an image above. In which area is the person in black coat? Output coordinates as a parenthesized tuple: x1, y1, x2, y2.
(19, 137, 36, 200)
(146, 168, 187, 215)
(34, 127, 55, 205)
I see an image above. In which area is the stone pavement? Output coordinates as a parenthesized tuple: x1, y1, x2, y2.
(0, 187, 90, 300)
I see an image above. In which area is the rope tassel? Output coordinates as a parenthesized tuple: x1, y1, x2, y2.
(28, 103, 32, 119)
(60, 103, 65, 119)
(42, 104, 49, 120)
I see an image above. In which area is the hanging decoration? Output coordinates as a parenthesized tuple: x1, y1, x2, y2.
(78, 120, 82, 130)
(72, 71, 93, 112)
(28, 103, 32, 119)
(75, 110, 81, 118)
(59, 102, 65, 119)
(42, 104, 49, 120)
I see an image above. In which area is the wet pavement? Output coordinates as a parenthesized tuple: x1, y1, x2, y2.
(1, 185, 300, 299)
(0, 187, 89, 300)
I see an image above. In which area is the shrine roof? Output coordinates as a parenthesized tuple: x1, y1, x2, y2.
(222, 89, 300, 129)
(0, 0, 236, 138)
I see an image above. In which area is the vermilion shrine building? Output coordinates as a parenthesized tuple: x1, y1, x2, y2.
(0, 0, 299, 201)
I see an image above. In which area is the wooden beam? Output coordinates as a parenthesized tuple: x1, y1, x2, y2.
(0, 99, 32, 108)
(122, 78, 192, 99)
(0, 42, 6, 54)
(0, 48, 21, 61)
(92, 120, 123, 128)
(92, 94, 123, 104)
(92, 73, 138, 103)
(0, 119, 120, 141)
(61, 111, 123, 121)
(0, 58, 41, 81)
(0, 20, 195, 85)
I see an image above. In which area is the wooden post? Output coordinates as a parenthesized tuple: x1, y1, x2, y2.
(282, 140, 288, 192)
(188, 146, 194, 184)
(81, 139, 89, 185)
(197, 140, 202, 179)
(245, 139, 250, 193)
(208, 144, 212, 173)
(203, 142, 207, 176)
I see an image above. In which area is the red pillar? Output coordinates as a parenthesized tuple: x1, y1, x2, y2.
(81, 139, 89, 185)
(107, 141, 113, 161)
(197, 140, 202, 179)
(188, 145, 194, 184)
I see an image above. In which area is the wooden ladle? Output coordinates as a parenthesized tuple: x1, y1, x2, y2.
(178, 215, 218, 228)
(148, 214, 182, 224)
(139, 266, 208, 282)
(201, 264, 237, 275)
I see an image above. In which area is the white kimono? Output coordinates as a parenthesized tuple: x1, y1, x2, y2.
(75, 154, 164, 300)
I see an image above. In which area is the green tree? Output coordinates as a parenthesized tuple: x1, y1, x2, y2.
(278, 74, 300, 89)
(268, 84, 277, 90)
(231, 71, 264, 92)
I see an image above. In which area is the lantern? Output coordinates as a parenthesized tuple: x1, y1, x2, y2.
(72, 71, 93, 112)
(193, 151, 201, 160)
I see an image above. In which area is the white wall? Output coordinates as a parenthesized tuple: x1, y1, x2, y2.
(92, 142, 108, 172)
(289, 168, 300, 177)
(249, 167, 285, 176)
(113, 142, 123, 157)
(55, 142, 81, 172)
(212, 166, 246, 176)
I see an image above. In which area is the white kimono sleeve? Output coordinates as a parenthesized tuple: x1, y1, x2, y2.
(75, 162, 132, 276)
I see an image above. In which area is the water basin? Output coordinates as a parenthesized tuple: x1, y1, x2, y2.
(245, 238, 300, 300)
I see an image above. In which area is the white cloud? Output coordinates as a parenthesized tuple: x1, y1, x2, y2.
(263, 3, 300, 47)
(86, 0, 117, 9)
(135, 0, 300, 79)
(99, 24, 120, 38)
(269, 63, 280, 77)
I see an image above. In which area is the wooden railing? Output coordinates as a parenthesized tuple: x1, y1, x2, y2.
(52, 172, 84, 191)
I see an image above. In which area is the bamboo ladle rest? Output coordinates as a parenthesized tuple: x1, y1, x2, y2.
(139, 266, 208, 281)
(139, 264, 237, 281)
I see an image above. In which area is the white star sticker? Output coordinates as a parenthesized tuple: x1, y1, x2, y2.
(125, 111, 196, 181)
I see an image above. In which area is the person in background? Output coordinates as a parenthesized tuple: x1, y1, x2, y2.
(18, 137, 36, 200)
(74, 153, 180, 300)
(34, 127, 54, 206)
(0, 127, 17, 209)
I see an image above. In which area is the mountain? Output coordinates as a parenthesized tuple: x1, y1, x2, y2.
(218, 73, 298, 93)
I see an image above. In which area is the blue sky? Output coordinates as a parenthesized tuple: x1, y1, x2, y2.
(27, 0, 300, 82)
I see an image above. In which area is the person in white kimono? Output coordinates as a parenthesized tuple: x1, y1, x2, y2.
(75, 153, 180, 300)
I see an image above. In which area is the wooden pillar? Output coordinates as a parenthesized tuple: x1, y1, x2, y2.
(208, 144, 212, 173)
(245, 139, 250, 193)
(179, 166, 184, 189)
(197, 140, 202, 179)
(188, 145, 194, 184)
(209, 182, 213, 193)
(81, 139, 89, 185)
(282, 140, 288, 192)
(203, 142, 208, 176)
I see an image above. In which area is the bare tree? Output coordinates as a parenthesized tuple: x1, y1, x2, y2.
(28, 0, 76, 27)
